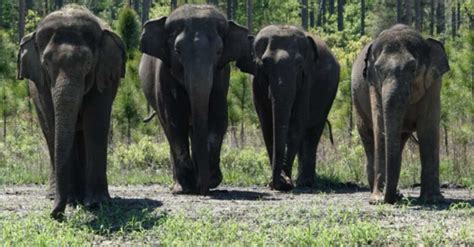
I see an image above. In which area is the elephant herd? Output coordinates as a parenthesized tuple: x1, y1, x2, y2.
(16, 4, 449, 220)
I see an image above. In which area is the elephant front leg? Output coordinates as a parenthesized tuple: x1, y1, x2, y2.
(296, 128, 318, 187)
(417, 123, 444, 203)
(81, 90, 114, 207)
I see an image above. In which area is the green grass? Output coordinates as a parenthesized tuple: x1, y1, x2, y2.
(1, 201, 472, 245)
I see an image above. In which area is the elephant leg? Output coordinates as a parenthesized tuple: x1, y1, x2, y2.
(417, 124, 443, 203)
(29, 81, 56, 199)
(357, 124, 375, 191)
(81, 89, 116, 207)
(68, 130, 86, 206)
(207, 80, 229, 189)
(296, 128, 318, 187)
(253, 80, 273, 165)
(156, 89, 195, 194)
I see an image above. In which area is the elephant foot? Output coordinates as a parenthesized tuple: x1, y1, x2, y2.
(368, 191, 385, 204)
(84, 191, 111, 209)
(171, 183, 198, 195)
(295, 176, 315, 188)
(419, 192, 445, 204)
(384, 191, 404, 204)
(270, 172, 294, 192)
(51, 199, 67, 221)
(209, 169, 223, 189)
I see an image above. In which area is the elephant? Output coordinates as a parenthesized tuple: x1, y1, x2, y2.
(351, 24, 449, 204)
(246, 25, 339, 191)
(17, 5, 126, 219)
(139, 4, 253, 195)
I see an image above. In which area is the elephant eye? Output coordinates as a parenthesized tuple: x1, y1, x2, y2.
(174, 46, 182, 55)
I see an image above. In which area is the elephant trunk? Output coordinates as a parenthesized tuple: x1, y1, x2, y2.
(186, 65, 213, 195)
(382, 80, 409, 203)
(50, 74, 84, 218)
(270, 75, 295, 190)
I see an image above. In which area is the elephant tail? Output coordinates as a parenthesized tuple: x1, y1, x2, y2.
(326, 119, 334, 145)
(143, 111, 157, 123)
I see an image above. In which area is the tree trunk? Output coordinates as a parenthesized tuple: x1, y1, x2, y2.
(328, 0, 334, 15)
(44, 0, 49, 16)
(405, 0, 413, 25)
(133, 0, 140, 15)
(171, 0, 177, 10)
(360, 0, 365, 35)
(337, 0, 343, 31)
(451, 6, 456, 38)
(142, 0, 151, 24)
(227, 0, 232, 19)
(430, 0, 435, 35)
(436, 0, 445, 34)
(0, 1, 3, 28)
(316, 0, 326, 27)
(415, 0, 422, 31)
(456, 1, 461, 30)
(54, 0, 62, 10)
(309, 0, 315, 27)
(246, 0, 252, 33)
(397, 0, 402, 23)
(301, 0, 308, 30)
(19, 0, 26, 42)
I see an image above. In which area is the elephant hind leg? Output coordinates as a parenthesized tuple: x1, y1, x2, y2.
(358, 125, 375, 192)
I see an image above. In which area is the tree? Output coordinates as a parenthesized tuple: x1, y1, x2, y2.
(337, 0, 343, 31)
(430, 0, 435, 35)
(117, 7, 140, 55)
(397, 0, 402, 23)
(316, 0, 326, 27)
(415, 0, 422, 31)
(54, 0, 63, 10)
(171, 0, 177, 10)
(405, 0, 413, 25)
(436, 0, 445, 34)
(247, 0, 253, 33)
(142, 0, 151, 24)
(309, 0, 315, 27)
(360, 0, 365, 35)
(301, 0, 308, 30)
(19, 0, 26, 42)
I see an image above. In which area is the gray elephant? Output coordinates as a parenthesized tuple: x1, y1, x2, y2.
(351, 24, 449, 204)
(139, 5, 252, 195)
(246, 25, 339, 191)
(17, 5, 126, 219)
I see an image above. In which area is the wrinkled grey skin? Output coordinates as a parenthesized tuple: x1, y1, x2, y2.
(247, 25, 339, 191)
(351, 24, 449, 204)
(17, 5, 126, 219)
(139, 5, 252, 195)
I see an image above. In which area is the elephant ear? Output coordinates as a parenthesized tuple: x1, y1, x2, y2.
(426, 38, 450, 80)
(140, 17, 170, 65)
(219, 21, 252, 70)
(18, 32, 45, 86)
(96, 30, 126, 93)
(305, 34, 319, 63)
(362, 43, 374, 83)
(235, 35, 256, 75)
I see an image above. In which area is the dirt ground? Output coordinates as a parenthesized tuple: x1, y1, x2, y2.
(1, 185, 473, 243)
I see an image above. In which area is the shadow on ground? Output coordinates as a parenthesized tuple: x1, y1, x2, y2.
(403, 196, 474, 210)
(209, 189, 274, 201)
(80, 197, 164, 235)
(291, 175, 370, 194)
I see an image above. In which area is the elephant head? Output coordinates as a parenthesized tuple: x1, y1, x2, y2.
(362, 24, 449, 202)
(252, 25, 318, 190)
(140, 5, 252, 194)
(17, 5, 125, 218)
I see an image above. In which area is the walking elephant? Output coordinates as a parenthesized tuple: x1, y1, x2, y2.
(17, 5, 126, 219)
(139, 5, 253, 195)
(248, 25, 339, 191)
(351, 24, 449, 204)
